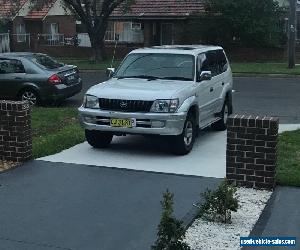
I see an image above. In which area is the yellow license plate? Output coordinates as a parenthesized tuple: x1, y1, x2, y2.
(110, 118, 133, 128)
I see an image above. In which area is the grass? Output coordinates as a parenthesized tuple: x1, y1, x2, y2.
(31, 107, 85, 159)
(231, 62, 300, 75)
(61, 58, 120, 71)
(277, 129, 300, 187)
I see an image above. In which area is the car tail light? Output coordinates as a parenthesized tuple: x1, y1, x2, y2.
(48, 74, 62, 85)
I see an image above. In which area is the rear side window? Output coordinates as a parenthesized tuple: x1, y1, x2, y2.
(30, 54, 64, 69)
(217, 50, 228, 73)
(0, 59, 25, 74)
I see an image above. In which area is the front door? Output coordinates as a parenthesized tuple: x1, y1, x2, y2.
(161, 23, 173, 45)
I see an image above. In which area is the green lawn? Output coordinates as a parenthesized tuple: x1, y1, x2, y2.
(61, 58, 120, 71)
(277, 129, 300, 187)
(32, 107, 85, 159)
(231, 63, 300, 75)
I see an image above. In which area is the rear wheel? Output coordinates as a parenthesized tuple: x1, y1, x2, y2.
(85, 130, 113, 148)
(171, 113, 196, 155)
(19, 89, 40, 106)
(212, 101, 230, 131)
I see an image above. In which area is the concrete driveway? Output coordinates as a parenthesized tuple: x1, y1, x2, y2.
(0, 161, 221, 250)
(40, 124, 300, 178)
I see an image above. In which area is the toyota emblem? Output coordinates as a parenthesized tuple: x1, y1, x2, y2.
(120, 101, 128, 108)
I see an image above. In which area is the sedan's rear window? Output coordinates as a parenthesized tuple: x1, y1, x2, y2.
(30, 54, 64, 69)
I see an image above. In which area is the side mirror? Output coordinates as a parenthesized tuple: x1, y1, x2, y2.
(106, 68, 115, 78)
(198, 71, 212, 82)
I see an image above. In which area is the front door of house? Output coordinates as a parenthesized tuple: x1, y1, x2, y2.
(161, 23, 173, 45)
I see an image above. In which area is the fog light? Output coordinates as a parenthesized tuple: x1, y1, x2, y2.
(84, 116, 95, 123)
(151, 120, 165, 128)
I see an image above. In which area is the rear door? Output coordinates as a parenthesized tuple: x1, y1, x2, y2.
(0, 58, 26, 99)
(213, 49, 230, 112)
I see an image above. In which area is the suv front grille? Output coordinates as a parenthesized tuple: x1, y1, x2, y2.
(99, 98, 153, 112)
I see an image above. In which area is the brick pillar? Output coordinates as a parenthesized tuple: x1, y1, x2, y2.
(0, 101, 32, 162)
(226, 115, 279, 190)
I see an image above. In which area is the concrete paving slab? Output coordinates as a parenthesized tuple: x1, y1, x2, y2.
(39, 125, 300, 178)
(40, 129, 227, 178)
(0, 161, 221, 250)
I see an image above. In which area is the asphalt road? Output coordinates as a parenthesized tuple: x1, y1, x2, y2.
(66, 73, 300, 124)
(0, 161, 221, 250)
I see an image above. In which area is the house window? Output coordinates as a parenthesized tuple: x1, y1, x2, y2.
(16, 24, 26, 43)
(49, 23, 59, 40)
(131, 22, 142, 30)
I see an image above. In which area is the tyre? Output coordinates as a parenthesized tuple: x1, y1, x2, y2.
(85, 130, 113, 148)
(19, 89, 40, 106)
(212, 101, 231, 131)
(171, 113, 196, 155)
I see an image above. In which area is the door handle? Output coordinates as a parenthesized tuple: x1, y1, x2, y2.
(14, 77, 22, 80)
(210, 87, 214, 92)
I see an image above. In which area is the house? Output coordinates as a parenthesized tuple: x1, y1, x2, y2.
(106, 0, 206, 47)
(0, 0, 76, 52)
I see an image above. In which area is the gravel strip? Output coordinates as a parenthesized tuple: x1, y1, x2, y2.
(185, 187, 272, 250)
(0, 161, 19, 172)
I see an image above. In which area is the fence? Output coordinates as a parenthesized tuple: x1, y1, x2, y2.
(77, 31, 144, 48)
(37, 34, 66, 46)
(0, 33, 10, 53)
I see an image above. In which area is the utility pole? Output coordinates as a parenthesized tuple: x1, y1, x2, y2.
(288, 0, 297, 68)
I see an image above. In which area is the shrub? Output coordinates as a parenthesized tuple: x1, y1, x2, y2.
(152, 190, 191, 250)
(198, 180, 239, 223)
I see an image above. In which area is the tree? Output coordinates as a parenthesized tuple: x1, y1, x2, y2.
(204, 0, 283, 47)
(61, 0, 134, 61)
(3, 0, 134, 61)
(152, 190, 191, 250)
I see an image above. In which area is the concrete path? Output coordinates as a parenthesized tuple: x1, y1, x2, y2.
(0, 161, 221, 250)
(245, 186, 300, 250)
(40, 125, 300, 178)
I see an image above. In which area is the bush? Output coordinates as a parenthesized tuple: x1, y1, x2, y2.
(152, 190, 191, 250)
(198, 180, 239, 223)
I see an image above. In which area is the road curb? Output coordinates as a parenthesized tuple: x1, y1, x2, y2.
(233, 73, 300, 78)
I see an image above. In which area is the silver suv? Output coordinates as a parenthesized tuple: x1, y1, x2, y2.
(79, 45, 233, 155)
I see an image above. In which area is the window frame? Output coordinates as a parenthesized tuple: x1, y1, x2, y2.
(0, 58, 26, 74)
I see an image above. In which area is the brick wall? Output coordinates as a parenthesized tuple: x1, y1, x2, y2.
(0, 101, 32, 163)
(226, 115, 279, 190)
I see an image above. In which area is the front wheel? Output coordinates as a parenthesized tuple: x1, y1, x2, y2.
(171, 113, 196, 155)
(85, 130, 113, 148)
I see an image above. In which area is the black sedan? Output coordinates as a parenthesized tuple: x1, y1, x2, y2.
(0, 52, 82, 105)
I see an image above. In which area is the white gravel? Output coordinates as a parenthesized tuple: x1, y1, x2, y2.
(184, 188, 272, 250)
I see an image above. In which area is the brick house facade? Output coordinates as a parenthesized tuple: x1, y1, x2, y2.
(0, 0, 76, 52)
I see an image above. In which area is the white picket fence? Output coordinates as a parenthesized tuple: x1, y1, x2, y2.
(0, 33, 10, 53)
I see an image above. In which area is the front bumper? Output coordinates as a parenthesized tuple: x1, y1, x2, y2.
(78, 107, 187, 136)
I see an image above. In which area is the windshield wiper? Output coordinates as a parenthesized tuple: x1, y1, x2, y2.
(117, 75, 160, 81)
(161, 76, 192, 81)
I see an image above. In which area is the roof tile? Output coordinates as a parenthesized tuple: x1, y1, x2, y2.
(112, 0, 205, 18)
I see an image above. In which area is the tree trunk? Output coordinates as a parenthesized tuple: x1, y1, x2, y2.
(89, 33, 106, 62)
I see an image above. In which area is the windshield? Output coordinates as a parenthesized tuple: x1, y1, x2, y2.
(30, 54, 64, 70)
(115, 53, 195, 81)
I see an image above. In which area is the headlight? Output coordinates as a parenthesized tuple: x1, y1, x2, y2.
(84, 95, 99, 109)
(150, 99, 179, 113)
